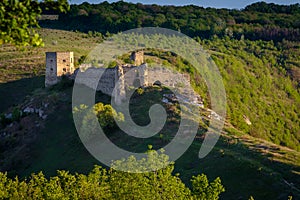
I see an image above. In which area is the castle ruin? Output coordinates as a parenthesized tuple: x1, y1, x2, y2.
(45, 51, 203, 106)
(45, 52, 74, 87)
(74, 64, 148, 98)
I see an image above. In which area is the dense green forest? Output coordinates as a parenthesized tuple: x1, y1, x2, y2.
(200, 38, 300, 150)
(41, 1, 300, 41)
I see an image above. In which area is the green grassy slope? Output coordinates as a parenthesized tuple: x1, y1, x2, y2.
(201, 38, 300, 151)
(0, 28, 102, 112)
(0, 29, 101, 83)
(7, 86, 300, 200)
(147, 38, 300, 151)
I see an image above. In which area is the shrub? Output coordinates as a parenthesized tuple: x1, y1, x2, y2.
(73, 103, 124, 140)
(12, 107, 21, 122)
(136, 88, 144, 95)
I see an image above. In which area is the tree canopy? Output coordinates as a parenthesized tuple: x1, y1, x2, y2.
(41, 1, 300, 42)
(73, 102, 125, 140)
(0, 149, 225, 199)
(0, 0, 69, 47)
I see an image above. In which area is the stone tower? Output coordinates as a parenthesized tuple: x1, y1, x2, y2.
(130, 51, 144, 66)
(45, 52, 74, 87)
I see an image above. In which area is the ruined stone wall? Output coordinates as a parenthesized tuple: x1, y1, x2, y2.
(97, 68, 119, 95)
(75, 67, 119, 96)
(74, 64, 148, 104)
(138, 64, 148, 86)
(56, 52, 74, 76)
(147, 67, 190, 89)
(45, 51, 200, 104)
(147, 67, 201, 103)
(45, 52, 74, 87)
(45, 52, 58, 87)
(73, 62, 201, 105)
(122, 64, 148, 88)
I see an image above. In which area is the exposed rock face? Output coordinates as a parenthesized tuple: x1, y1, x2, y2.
(23, 107, 35, 114)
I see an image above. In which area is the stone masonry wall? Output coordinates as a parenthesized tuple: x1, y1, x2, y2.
(56, 52, 74, 76)
(45, 52, 74, 87)
(147, 67, 200, 103)
(122, 64, 148, 89)
(75, 64, 201, 105)
(45, 52, 58, 87)
(47, 51, 202, 105)
(75, 67, 118, 96)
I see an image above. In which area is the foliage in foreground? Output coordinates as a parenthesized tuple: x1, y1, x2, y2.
(0, 149, 224, 199)
(0, 0, 69, 47)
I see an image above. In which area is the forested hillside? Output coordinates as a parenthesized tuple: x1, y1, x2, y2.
(200, 38, 300, 150)
(41, 1, 300, 41)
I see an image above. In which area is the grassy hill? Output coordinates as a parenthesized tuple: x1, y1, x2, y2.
(1, 84, 299, 199)
(0, 28, 102, 83)
(134, 40, 300, 151)
(0, 28, 102, 112)
(0, 28, 300, 199)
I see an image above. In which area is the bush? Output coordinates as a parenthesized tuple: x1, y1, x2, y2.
(73, 102, 124, 140)
(0, 113, 8, 126)
(136, 88, 144, 95)
(78, 55, 87, 65)
(12, 107, 21, 122)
